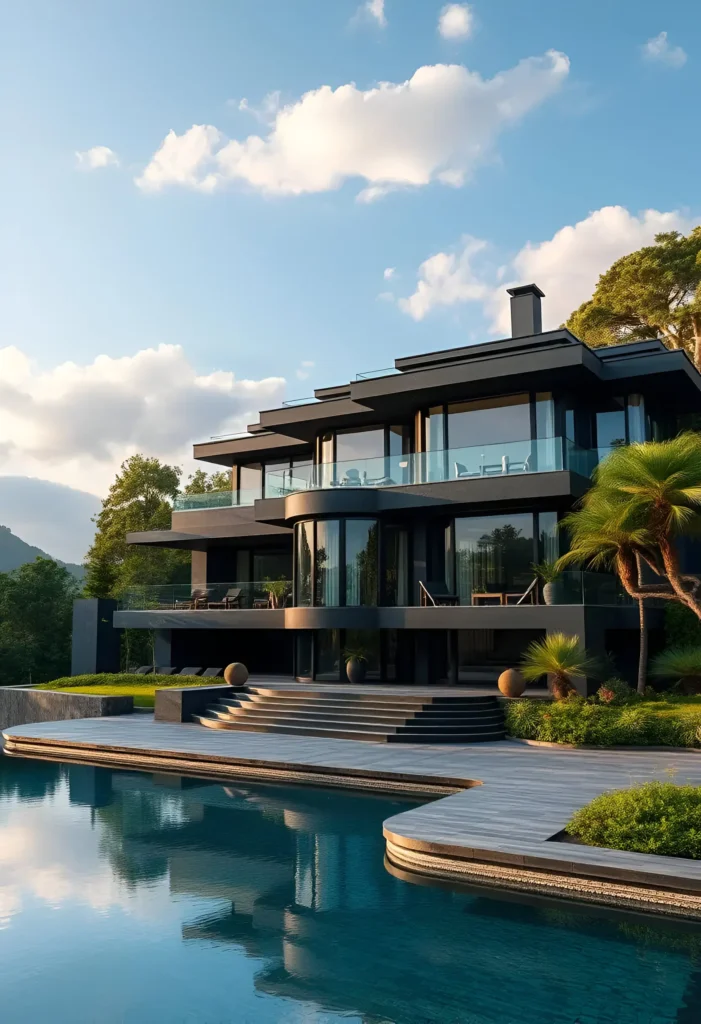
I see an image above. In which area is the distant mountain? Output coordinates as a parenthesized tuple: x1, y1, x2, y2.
(0, 476, 100, 564)
(0, 525, 84, 581)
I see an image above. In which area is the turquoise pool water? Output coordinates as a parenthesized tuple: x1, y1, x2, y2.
(0, 757, 699, 1024)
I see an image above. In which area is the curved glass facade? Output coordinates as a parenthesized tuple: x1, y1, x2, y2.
(294, 519, 378, 607)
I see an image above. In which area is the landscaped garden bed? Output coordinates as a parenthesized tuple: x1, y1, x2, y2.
(566, 781, 701, 859)
(505, 693, 701, 748)
(35, 674, 217, 708)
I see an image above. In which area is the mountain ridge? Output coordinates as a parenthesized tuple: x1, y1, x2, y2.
(0, 524, 84, 580)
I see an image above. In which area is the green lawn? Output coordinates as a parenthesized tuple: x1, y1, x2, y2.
(36, 674, 222, 708)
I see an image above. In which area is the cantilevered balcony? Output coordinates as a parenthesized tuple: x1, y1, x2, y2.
(173, 437, 598, 513)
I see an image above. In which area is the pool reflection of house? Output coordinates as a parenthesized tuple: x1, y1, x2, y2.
(74, 766, 701, 1024)
(74, 283, 701, 689)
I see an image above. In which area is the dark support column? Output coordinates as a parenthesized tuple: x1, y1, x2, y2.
(412, 522, 428, 606)
(154, 630, 172, 668)
(414, 632, 430, 685)
(448, 630, 458, 685)
(71, 599, 121, 676)
(191, 550, 207, 587)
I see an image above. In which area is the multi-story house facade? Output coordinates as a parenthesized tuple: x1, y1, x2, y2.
(74, 285, 701, 692)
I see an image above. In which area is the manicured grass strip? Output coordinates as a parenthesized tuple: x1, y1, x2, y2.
(567, 781, 701, 859)
(36, 674, 219, 708)
(504, 696, 701, 748)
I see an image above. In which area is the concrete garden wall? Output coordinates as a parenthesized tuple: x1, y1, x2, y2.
(0, 688, 133, 731)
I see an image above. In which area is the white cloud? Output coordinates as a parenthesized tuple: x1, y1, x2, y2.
(438, 4, 473, 40)
(136, 51, 569, 200)
(0, 344, 285, 496)
(642, 31, 687, 68)
(353, 0, 387, 28)
(399, 206, 692, 330)
(398, 236, 488, 320)
(295, 360, 315, 381)
(75, 146, 119, 170)
(383, 267, 396, 279)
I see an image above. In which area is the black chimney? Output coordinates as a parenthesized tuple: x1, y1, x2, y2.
(507, 284, 544, 338)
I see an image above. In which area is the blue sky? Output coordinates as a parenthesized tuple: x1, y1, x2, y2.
(0, 0, 699, 557)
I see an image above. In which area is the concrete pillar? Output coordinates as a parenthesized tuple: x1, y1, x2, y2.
(191, 549, 207, 587)
(154, 629, 172, 668)
(71, 599, 121, 676)
(412, 522, 428, 606)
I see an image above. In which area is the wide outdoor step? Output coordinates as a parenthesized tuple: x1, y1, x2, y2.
(220, 696, 499, 714)
(193, 714, 505, 743)
(246, 688, 499, 706)
(212, 702, 504, 724)
(203, 706, 504, 733)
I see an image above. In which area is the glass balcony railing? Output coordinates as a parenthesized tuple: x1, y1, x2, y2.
(172, 438, 598, 512)
(172, 489, 260, 512)
(119, 572, 632, 611)
(266, 437, 593, 496)
(118, 580, 292, 611)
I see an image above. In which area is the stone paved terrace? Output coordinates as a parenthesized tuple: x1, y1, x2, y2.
(4, 714, 701, 917)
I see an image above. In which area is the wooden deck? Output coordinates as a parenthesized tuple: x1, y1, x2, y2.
(4, 714, 701, 916)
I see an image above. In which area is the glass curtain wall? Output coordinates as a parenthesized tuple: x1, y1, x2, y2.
(384, 526, 409, 606)
(295, 522, 314, 606)
(315, 520, 340, 607)
(452, 513, 535, 604)
(345, 520, 378, 606)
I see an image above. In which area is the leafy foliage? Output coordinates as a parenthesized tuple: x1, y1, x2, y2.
(566, 781, 701, 859)
(665, 602, 701, 647)
(504, 694, 701, 748)
(83, 455, 190, 600)
(650, 646, 701, 693)
(0, 558, 80, 684)
(184, 469, 231, 494)
(520, 633, 598, 699)
(566, 228, 701, 366)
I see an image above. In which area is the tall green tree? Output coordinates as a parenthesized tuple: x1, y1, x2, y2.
(566, 228, 701, 366)
(84, 454, 190, 599)
(184, 468, 231, 493)
(0, 558, 79, 684)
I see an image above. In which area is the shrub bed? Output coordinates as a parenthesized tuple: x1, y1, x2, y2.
(504, 695, 701, 748)
(567, 781, 701, 859)
(35, 674, 217, 708)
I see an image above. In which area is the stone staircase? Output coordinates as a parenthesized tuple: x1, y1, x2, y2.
(192, 688, 506, 743)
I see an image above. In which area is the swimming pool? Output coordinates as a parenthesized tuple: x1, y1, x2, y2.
(0, 756, 698, 1023)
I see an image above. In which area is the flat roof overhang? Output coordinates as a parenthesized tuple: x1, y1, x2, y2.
(194, 432, 312, 468)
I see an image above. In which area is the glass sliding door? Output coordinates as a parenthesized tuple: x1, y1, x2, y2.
(316, 629, 340, 681)
(538, 511, 559, 564)
(315, 520, 340, 607)
(452, 513, 534, 604)
(295, 522, 314, 607)
(384, 526, 409, 606)
(345, 520, 379, 606)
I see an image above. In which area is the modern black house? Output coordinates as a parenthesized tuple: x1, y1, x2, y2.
(73, 284, 701, 691)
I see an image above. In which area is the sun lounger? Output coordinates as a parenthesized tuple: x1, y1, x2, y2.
(178, 666, 203, 676)
(202, 667, 224, 678)
(134, 666, 153, 675)
(154, 666, 177, 675)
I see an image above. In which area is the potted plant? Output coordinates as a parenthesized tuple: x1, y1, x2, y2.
(262, 577, 291, 609)
(532, 561, 564, 605)
(343, 646, 370, 684)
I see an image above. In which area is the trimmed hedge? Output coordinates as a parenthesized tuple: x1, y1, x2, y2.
(36, 674, 208, 689)
(567, 781, 701, 859)
(504, 695, 701, 748)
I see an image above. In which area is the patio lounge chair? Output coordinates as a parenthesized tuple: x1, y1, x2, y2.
(504, 578, 539, 606)
(202, 667, 224, 677)
(134, 665, 153, 675)
(419, 581, 460, 607)
(154, 666, 177, 675)
(207, 587, 242, 609)
(178, 666, 203, 676)
(174, 588, 210, 610)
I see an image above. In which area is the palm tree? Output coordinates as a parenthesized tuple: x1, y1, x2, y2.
(650, 646, 701, 694)
(521, 633, 598, 700)
(593, 433, 701, 617)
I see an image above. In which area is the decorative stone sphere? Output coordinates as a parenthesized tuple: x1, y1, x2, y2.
(498, 668, 526, 699)
(224, 662, 249, 687)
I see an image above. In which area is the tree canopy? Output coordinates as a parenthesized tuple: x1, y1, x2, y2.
(184, 468, 231, 494)
(83, 454, 190, 599)
(0, 558, 79, 684)
(566, 228, 701, 366)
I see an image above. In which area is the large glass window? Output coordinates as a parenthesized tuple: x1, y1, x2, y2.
(295, 522, 313, 607)
(335, 428, 385, 465)
(447, 394, 530, 449)
(538, 511, 559, 564)
(315, 520, 340, 607)
(345, 520, 379, 606)
(384, 526, 409, 606)
(344, 629, 380, 680)
(453, 513, 534, 604)
(239, 463, 262, 499)
(626, 394, 647, 444)
(596, 398, 626, 458)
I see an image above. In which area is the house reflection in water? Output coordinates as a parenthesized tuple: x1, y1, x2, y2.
(49, 762, 701, 1024)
